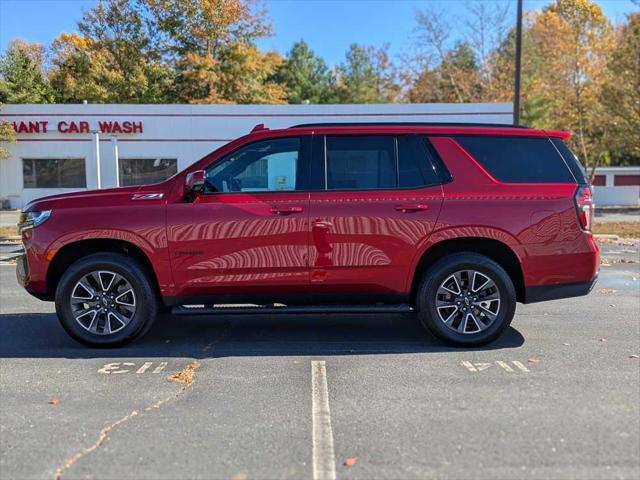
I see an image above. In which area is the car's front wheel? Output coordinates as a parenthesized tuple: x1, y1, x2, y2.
(416, 253, 516, 346)
(55, 253, 158, 347)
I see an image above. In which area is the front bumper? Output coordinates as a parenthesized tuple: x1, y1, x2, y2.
(523, 274, 598, 303)
(16, 252, 52, 301)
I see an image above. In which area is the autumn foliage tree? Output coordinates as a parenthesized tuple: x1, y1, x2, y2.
(0, 0, 637, 166)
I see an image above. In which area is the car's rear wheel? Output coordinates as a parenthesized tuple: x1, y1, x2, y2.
(55, 253, 158, 347)
(416, 253, 516, 346)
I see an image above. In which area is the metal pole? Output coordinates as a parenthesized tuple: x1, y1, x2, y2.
(513, 0, 523, 125)
(111, 136, 120, 187)
(93, 131, 101, 189)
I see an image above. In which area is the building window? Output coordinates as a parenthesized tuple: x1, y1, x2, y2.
(119, 158, 178, 186)
(22, 158, 86, 188)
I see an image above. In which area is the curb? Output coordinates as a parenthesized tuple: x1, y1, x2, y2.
(594, 234, 620, 241)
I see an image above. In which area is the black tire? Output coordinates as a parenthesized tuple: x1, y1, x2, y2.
(54, 252, 159, 347)
(415, 252, 516, 346)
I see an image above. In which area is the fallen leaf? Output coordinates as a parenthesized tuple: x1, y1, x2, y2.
(600, 338, 608, 342)
(599, 288, 616, 295)
(49, 398, 60, 405)
(167, 361, 201, 386)
(629, 354, 639, 359)
(343, 457, 358, 467)
(563, 343, 570, 346)
(528, 356, 540, 364)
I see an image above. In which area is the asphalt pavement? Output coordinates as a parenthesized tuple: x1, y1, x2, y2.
(0, 241, 639, 480)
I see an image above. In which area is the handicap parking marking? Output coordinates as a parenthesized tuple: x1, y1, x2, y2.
(462, 360, 531, 373)
(97, 361, 170, 375)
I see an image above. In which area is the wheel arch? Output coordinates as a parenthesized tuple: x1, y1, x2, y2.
(46, 239, 162, 301)
(410, 237, 526, 303)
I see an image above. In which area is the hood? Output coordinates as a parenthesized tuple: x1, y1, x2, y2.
(24, 183, 169, 212)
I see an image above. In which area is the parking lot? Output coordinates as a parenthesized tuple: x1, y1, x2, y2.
(0, 240, 638, 480)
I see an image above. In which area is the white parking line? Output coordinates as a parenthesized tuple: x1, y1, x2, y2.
(311, 360, 336, 480)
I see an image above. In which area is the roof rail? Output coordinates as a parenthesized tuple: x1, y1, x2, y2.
(289, 122, 528, 129)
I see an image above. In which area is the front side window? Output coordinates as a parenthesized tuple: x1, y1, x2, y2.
(326, 135, 396, 190)
(205, 137, 302, 193)
(22, 158, 86, 188)
(119, 158, 177, 186)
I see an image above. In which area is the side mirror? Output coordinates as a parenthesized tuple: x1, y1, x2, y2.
(185, 170, 206, 194)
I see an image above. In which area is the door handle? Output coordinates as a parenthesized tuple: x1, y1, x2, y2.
(395, 203, 429, 213)
(270, 205, 304, 215)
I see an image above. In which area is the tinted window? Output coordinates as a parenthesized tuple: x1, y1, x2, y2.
(397, 135, 441, 187)
(455, 136, 574, 183)
(326, 135, 395, 190)
(551, 138, 587, 184)
(22, 158, 86, 188)
(119, 158, 177, 186)
(205, 137, 301, 192)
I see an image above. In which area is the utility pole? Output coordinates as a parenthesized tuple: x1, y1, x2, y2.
(513, 0, 523, 125)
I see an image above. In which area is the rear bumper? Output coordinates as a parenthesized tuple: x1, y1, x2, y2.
(523, 274, 598, 303)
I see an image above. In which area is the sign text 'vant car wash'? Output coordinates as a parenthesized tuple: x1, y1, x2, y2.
(12, 120, 144, 134)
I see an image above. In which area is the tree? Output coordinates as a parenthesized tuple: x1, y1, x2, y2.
(600, 12, 640, 165)
(145, 0, 284, 103)
(532, 0, 614, 176)
(273, 40, 335, 104)
(0, 104, 16, 160)
(49, 0, 174, 103)
(0, 39, 54, 103)
(336, 44, 398, 103)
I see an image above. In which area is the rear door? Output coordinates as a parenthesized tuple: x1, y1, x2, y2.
(167, 135, 311, 299)
(307, 134, 445, 299)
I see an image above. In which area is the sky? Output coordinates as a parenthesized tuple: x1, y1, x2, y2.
(0, 0, 637, 66)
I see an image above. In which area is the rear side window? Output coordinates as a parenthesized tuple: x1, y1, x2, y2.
(326, 136, 396, 189)
(551, 138, 588, 185)
(397, 135, 442, 187)
(455, 136, 575, 183)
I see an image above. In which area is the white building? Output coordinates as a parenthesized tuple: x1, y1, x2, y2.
(0, 103, 512, 209)
(3, 102, 636, 209)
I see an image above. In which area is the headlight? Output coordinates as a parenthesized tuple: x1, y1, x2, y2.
(18, 210, 51, 234)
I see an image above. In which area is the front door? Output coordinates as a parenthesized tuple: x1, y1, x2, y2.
(167, 136, 311, 299)
(308, 134, 445, 299)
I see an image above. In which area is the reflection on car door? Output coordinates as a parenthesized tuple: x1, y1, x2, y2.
(308, 135, 444, 299)
(167, 136, 311, 299)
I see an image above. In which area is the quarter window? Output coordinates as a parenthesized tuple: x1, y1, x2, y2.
(205, 137, 302, 193)
(119, 158, 178, 186)
(455, 136, 575, 183)
(22, 158, 86, 188)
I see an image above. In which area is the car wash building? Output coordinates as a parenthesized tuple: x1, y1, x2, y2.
(1, 102, 514, 209)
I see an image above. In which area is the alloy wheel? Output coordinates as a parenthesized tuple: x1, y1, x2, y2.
(70, 270, 137, 335)
(435, 269, 501, 334)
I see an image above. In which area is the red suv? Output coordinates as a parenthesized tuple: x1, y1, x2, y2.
(17, 123, 599, 347)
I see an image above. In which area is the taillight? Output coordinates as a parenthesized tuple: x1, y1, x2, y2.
(574, 185, 594, 231)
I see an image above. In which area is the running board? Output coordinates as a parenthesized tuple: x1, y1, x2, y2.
(171, 304, 413, 316)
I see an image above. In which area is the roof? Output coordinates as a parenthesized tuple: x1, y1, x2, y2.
(269, 122, 571, 139)
(289, 122, 528, 129)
